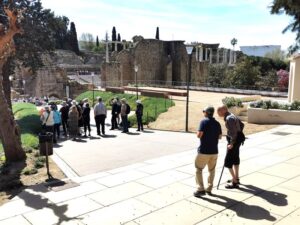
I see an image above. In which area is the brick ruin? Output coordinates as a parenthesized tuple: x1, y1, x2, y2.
(101, 38, 238, 87)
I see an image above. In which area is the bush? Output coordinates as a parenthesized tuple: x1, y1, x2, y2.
(250, 100, 300, 111)
(23, 167, 38, 175)
(222, 97, 243, 108)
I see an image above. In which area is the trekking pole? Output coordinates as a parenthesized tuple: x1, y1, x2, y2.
(217, 164, 225, 190)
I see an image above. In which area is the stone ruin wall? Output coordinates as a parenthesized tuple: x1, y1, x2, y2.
(13, 50, 102, 99)
(102, 39, 215, 87)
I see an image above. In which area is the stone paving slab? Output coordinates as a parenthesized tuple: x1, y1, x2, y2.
(1, 125, 300, 225)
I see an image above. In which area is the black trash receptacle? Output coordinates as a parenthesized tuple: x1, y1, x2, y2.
(39, 132, 53, 156)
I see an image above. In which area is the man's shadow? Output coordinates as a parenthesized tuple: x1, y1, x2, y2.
(197, 184, 287, 221)
(238, 184, 288, 206)
(198, 193, 277, 221)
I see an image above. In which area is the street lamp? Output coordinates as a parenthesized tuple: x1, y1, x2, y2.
(22, 79, 26, 96)
(134, 65, 139, 100)
(185, 46, 194, 132)
(91, 72, 95, 106)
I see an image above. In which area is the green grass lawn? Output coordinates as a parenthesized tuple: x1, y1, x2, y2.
(0, 103, 40, 156)
(76, 91, 175, 126)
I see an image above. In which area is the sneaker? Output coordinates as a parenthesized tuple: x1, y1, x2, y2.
(205, 190, 213, 196)
(193, 190, 206, 198)
(227, 179, 240, 184)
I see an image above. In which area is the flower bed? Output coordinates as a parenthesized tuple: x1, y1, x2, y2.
(248, 100, 300, 124)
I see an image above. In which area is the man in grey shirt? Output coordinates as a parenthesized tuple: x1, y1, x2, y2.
(94, 97, 107, 136)
(217, 105, 242, 189)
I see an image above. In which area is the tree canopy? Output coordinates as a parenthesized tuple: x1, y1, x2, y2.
(271, 0, 300, 53)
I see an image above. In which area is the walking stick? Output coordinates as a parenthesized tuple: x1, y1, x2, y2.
(217, 164, 225, 190)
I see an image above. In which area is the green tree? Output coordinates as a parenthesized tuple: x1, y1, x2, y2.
(207, 65, 227, 87)
(79, 33, 95, 51)
(96, 35, 100, 47)
(271, 0, 300, 53)
(155, 27, 160, 40)
(264, 48, 286, 61)
(112, 26, 117, 50)
(225, 57, 260, 89)
(231, 38, 238, 50)
(0, 0, 59, 161)
(68, 22, 80, 55)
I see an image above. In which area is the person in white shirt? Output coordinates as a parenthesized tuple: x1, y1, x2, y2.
(40, 105, 55, 142)
(94, 97, 107, 136)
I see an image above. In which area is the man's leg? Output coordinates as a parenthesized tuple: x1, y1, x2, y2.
(95, 116, 100, 135)
(206, 154, 218, 192)
(195, 154, 208, 192)
(101, 115, 105, 135)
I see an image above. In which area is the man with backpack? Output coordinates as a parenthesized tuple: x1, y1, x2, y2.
(217, 105, 245, 189)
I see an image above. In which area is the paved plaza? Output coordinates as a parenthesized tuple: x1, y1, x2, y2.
(0, 124, 300, 224)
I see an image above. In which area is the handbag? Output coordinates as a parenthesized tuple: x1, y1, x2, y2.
(42, 112, 51, 132)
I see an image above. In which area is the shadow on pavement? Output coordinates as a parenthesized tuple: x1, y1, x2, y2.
(101, 134, 117, 138)
(198, 193, 277, 221)
(238, 184, 288, 206)
(17, 180, 81, 224)
(142, 130, 155, 134)
(126, 132, 140, 135)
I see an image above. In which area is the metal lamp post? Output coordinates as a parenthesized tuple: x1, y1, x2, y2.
(22, 79, 26, 96)
(185, 46, 194, 132)
(134, 65, 139, 100)
(91, 72, 95, 106)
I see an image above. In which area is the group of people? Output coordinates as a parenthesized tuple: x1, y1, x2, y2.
(194, 105, 244, 197)
(40, 96, 144, 142)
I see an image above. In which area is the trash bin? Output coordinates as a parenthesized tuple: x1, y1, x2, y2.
(39, 132, 53, 156)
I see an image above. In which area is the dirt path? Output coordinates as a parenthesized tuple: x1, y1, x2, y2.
(149, 90, 280, 135)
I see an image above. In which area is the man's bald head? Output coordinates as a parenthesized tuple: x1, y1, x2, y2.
(217, 105, 228, 117)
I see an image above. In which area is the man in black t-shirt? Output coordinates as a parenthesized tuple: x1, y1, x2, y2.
(194, 106, 222, 197)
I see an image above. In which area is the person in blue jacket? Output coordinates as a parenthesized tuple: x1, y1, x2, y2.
(52, 104, 61, 143)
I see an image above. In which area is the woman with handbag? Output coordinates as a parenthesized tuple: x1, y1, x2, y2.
(40, 105, 55, 142)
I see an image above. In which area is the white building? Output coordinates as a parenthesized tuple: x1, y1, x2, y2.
(240, 45, 281, 57)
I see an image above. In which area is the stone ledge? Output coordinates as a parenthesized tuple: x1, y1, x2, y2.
(248, 108, 300, 125)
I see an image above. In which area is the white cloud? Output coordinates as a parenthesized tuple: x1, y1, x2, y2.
(40, 0, 296, 50)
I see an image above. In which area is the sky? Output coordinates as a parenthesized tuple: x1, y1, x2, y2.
(40, 0, 295, 50)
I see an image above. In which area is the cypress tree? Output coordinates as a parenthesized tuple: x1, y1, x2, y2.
(112, 26, 117, 50)
(117, 33, 122, 51)
(69, 22, 80, 54)
(155, 27, 160, 40)
(96, 35, 100, 47)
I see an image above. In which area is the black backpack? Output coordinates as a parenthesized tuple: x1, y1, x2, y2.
(126, 104, 131, 114)
(237, 118, 246, 145)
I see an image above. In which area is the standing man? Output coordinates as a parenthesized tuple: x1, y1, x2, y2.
(135, 100, 144, 131)
(110, 99, 118, 130)
(217, 105, 242, 189)
(60, 101, 69, 137)
(120, 98, 129, 133)
(94, 97, 107, 136)
(194, 106, 222, 197)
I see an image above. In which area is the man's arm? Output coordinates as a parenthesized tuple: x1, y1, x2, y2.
(197, 131, 203, 139)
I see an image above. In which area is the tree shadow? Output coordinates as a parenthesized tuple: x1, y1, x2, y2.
(15, 180, 82, 224)
(198, 193, 277, 221)
(0, 159, 26, 201)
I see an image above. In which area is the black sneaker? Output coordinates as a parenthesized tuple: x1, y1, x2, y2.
(205, 191, 213, 196)
(193, 190, 206, 198)
(225, 182, 239, 189)
(227, 179, 240, 184)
